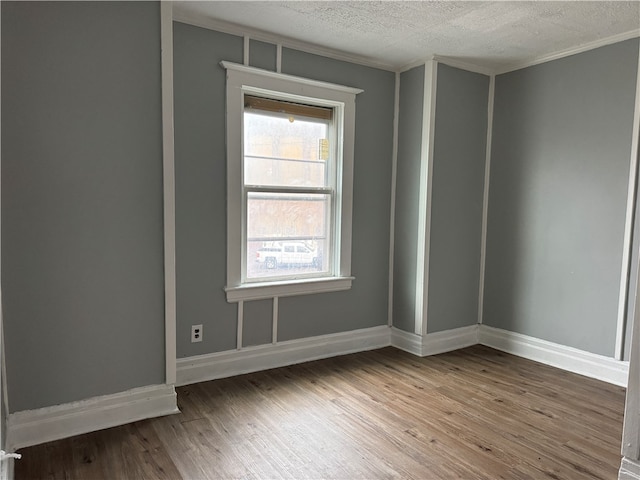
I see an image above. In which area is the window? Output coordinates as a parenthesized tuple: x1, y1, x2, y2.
(222, 62, 362, 302)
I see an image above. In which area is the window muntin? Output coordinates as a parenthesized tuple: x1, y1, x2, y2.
(243, 97, 335, 282)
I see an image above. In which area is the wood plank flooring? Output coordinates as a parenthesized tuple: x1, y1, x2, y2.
(15, 345, 626, 479)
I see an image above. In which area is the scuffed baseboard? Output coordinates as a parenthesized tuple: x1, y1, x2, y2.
(7, 384, 178, 450)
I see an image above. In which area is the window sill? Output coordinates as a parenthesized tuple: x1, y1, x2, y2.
(224, 276, 354, 302)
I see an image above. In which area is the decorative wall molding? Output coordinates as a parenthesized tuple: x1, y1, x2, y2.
(176, 326, 391, 386)
(172, 10, 396, 72)
(7, 384, 178, 450)
(620, 457, 640, 480)
(390, 325, 479, 357)
(495, 29, 640, 75)
(479, 325, 629, 387)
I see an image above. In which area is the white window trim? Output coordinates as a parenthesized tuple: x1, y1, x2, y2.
(222, 61, 362, 302)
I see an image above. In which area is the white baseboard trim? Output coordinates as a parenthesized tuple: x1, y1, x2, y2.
(390, 328, 424, 356)
(0, 458, 12, 480)
(176, 325, 391, 386)
(479, 325, 629, 387)
(620, 457, 640, 480)
(7, 384, 178, 450)
(391, 325, 479, 357)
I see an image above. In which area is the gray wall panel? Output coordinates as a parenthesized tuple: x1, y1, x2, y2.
(173, 22, 241, 357)
(249, 39, 277, 72)
(243, 300, 273, 347)
(427, 64, 488, 333)
(484, 39, 639, 356)
(392, 66, 425, 333)
(278, 49, 395, 340)
(2, 2, 165, 411)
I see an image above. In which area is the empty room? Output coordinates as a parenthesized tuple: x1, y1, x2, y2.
(2, 1, 640, 479)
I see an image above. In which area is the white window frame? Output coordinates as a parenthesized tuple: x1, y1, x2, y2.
(222, 62, 362, 302)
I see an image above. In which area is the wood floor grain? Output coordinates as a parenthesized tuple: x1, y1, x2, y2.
(15, 345, 626, 479)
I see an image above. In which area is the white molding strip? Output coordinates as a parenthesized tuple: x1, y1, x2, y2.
(243, 36, 249, 66)
(237, 300, 244, 350)
(391, 325, 479, 357)
(616, 43, 640, 360)
(276, 44, 282, 73)
(172, 10, 396, 73)
(477, 75, 495, 325)
(272, 297, 278, 344)
(620, 457, 640, 480)
(220, 61, 363, 95)
(495, 29, 640, 75)
(6, 385, 178, 451)
(415, 60, 437, 336)
(176, 326, 391, 386)
(388, 71, 400, 327)
(479, 325, 629, 387)
(160, 1, 177, 385)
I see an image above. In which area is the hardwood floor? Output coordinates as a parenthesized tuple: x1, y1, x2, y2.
(16, 345, 626, 479)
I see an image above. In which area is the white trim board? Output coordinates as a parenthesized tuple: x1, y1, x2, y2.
(620, 457, 640, 480)
(477, 75, 495, 326)
(176, 326, 391, 386)
(479, 325, 629, 387)
(391, 325, 479, 357)
(387, 70, 400, 327)
(7, 384, 179, 451)
(160, 0, 177, 387)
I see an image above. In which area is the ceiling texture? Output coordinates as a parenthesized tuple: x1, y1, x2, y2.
(174, 1, 640, 72)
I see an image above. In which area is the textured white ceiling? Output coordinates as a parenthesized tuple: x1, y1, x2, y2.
(174, 1, 640, 70)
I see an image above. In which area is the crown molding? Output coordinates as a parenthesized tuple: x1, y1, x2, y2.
(495, 29, 640, 75)
(172, 8, 396, 73)
(173, 7, 637, 79)
(432, 56, 494, 76)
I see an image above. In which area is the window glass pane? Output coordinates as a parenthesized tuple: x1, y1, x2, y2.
(246, 192, 331, 279)
(244, 112, 329, 188)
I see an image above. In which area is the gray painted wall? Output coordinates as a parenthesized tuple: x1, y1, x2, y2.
(392, 66, 425, 333)
(249, 39, 277, 72)
(2, 2, 165, 411)
(427, 64, 488, 333)
(484, 39, 639, 356)
(173, 23, 240, 357)
(243, 300, 272, 347)
(173, 26, 394, 356)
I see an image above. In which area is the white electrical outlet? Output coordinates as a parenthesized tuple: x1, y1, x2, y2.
(191, 324, 203, 343)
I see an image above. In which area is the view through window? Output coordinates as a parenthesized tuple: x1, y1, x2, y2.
(243, 97, 335, 281)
